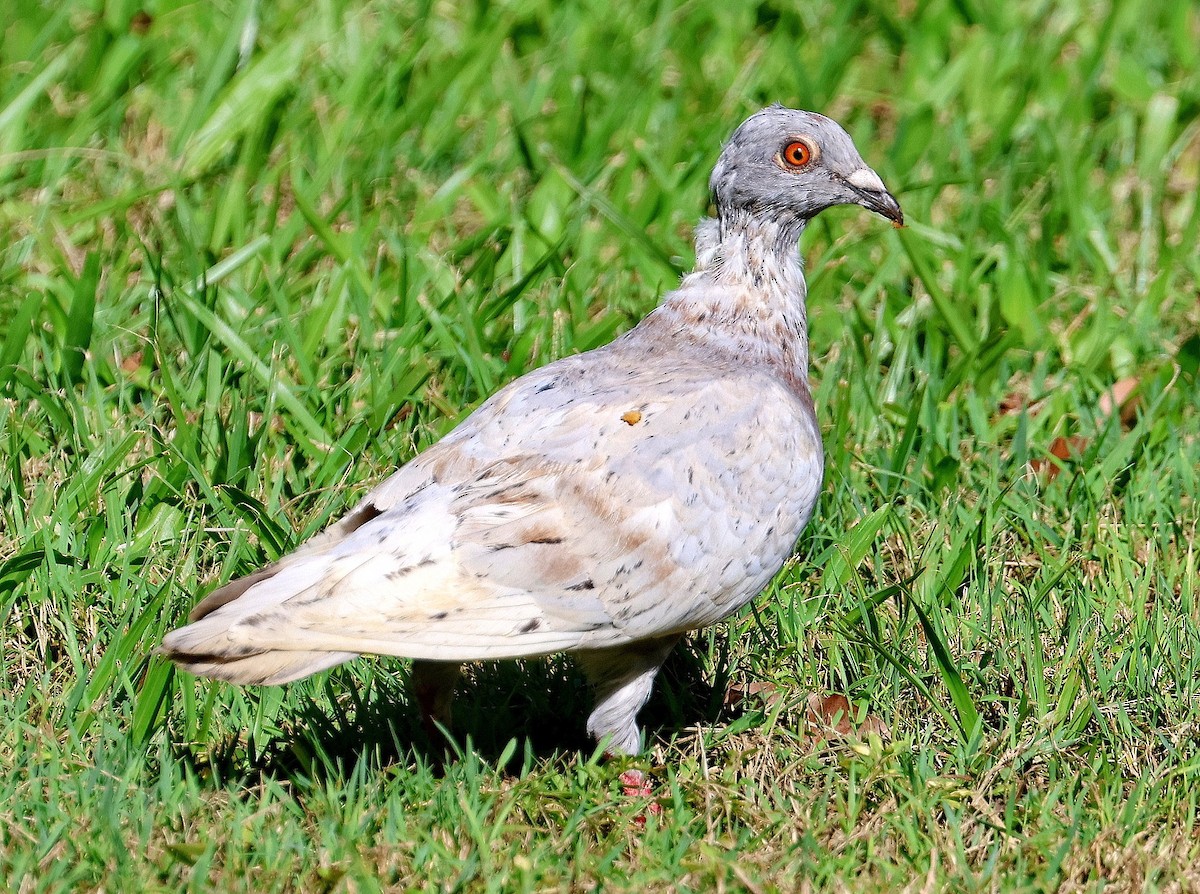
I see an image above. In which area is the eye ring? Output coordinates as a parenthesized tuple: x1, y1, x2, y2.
(780, 139, 816, 169)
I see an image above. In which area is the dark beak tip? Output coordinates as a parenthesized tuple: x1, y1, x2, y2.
(875, 193, 903, 227)
(849, 183, 903, 227)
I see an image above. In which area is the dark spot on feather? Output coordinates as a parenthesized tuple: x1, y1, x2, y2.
(342, 503, 384, 534)
(386, 567, 413, 581)
(430, 611, 448, 621)
(567, 579, 595, 591)
(535, 380, 557, 393)
(490, 543, 515, 551)
(418, 557, 436, 567)
(519, 618, 541, 633)
(529, 536, 564, 544)
(486, 482, 530, 504)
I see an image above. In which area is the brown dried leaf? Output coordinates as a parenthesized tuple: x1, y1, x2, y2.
(1030, 435, 1088, 480)
(801, 692, 891, 744)
(806, 693, 854, 735)
(1028, 377, 1140, 479)
(1098, 377, 1141, 427)
(1050, 435, 1087, 461)
(857, 713, 892, 741)
(724, 680, 785, 711)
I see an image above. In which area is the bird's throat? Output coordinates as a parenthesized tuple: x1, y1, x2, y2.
(654, 214, 813, 394)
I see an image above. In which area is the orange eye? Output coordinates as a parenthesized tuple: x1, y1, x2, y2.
(781, 140, 813, 168)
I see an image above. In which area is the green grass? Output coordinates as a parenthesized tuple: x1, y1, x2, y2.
(2, 0, 1199, 890)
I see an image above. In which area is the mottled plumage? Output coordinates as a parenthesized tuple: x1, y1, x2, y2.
(162, 106, 902, 755)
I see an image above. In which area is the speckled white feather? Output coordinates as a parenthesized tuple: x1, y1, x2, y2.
(161, 105, 902, 754)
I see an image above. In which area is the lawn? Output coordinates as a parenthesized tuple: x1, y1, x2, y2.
(2, 0, 1199, 890)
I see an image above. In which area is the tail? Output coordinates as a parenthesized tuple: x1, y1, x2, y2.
(163, 642, 356, 685)
(159, 494, 601, 681)
(160, 562, 358, 685)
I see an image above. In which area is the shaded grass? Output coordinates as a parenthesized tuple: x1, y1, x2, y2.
(2, 0, 1199, 890)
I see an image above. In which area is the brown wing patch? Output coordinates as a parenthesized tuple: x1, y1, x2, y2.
(519, 525, 565, 545)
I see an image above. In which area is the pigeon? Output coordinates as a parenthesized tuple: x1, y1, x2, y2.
(161, 105, 902, 757)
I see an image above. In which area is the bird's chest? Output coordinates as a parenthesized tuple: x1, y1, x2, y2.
(603, 381, 824, 633)
(678, 395, 822, 602)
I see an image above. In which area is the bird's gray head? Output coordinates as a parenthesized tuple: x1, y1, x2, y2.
(710, 105, 903, 231)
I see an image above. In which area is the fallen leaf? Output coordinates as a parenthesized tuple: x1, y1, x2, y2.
(724, 680, 785, 711)
(857, 713, 891, 740)
(1030, 435, 1088, 480)
(802, 692, 891, 743)
(1049, 435, 1087, 461)
(1097, 377, 1140, 426)
(806, 693, 853, 735)
(1024, 376, 1142, 479)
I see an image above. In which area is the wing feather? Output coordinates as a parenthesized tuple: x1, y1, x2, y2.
(163, 354, 820, 682)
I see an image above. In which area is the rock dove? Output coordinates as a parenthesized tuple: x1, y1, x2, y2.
(161, 105, 902, 756)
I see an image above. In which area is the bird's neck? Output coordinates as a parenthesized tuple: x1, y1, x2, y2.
(655, 213, 812, 393)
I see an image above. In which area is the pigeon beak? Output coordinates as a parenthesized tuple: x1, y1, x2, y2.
(844, 168, 904, 226)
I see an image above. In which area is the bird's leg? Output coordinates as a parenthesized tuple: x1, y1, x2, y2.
(575, 634, 681, 756)
(576, 635, 680, 820)
(409, 659, 461, 741)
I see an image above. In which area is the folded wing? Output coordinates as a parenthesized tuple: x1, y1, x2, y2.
(162, 352, 816, 684)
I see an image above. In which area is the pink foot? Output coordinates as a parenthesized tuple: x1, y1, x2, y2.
(619, 769, 654, 798)
(619, 769, 663, 825)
